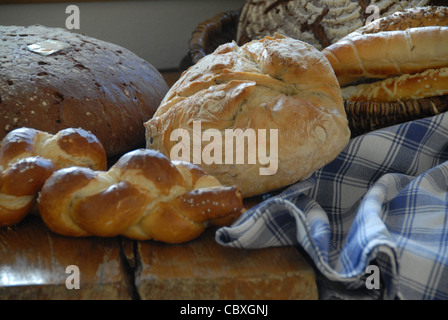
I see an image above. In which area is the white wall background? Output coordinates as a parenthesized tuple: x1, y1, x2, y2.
(0, 0, 245, 70)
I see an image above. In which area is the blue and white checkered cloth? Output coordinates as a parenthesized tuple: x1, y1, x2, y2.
(216, 112, 448, 300)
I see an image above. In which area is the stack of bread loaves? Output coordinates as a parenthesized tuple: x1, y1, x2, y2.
(322, 6, 448, 102)
(4, 5, 446, 243)
(235, 2, 448, 135)
(0, 25, 245, 243)
(321, 6, 448, 135)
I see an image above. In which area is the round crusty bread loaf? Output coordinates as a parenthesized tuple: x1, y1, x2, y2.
(0, 25, 169, 158)
(145, 34, 350, 198)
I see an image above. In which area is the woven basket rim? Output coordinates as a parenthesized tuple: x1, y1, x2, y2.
(188, 10, 240, 65)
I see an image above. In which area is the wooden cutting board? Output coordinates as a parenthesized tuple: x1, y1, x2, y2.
(0, 209, 318, 300)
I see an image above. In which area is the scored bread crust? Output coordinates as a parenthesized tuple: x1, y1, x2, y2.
(236, 0, 433, 50)
(322, 6, 448, 87)
(145, 34, 350, 197)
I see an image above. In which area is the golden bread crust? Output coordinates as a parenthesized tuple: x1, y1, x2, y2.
(323, 6, 448, 102)
(145, 34, 350, 197)
(38, 149, 244, 243)
(0, 127, 107, 226)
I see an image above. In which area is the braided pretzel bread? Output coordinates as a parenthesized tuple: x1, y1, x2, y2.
(38, 148, 244, 243)
(0, 127, 107, 226)
(322, 6, 448, 87)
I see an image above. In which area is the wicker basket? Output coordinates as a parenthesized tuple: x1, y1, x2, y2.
(184, 10, 448, 137)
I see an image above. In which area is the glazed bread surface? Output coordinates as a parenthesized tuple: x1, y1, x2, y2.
(322, 6, 448, 93)
(38, 149, 244, 243)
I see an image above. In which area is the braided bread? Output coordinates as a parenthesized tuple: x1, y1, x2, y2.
(38, 148, 244, 243)
(0, 127, 107, 226)
(145, 34, 350, 198)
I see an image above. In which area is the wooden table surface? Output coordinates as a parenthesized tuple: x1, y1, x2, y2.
(0, 71, 319, 300)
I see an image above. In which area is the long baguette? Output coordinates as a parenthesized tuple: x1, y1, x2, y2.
(323, 26, 448, 86)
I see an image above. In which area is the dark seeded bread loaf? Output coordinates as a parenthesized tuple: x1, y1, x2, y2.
(0, 25, 169, 158)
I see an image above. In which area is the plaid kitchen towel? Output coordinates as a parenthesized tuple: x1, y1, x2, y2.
(216, 112, 448, 300)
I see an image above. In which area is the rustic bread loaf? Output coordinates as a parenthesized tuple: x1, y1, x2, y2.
(323, 6, 448, 87)
(38, 148, 244, 243)
(321, 6, 448, 102)
(0, 127, 107, 227)
(144, 34, 350, 198)
(236, 0, 433, 50)
(0, 25, 169, 158)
